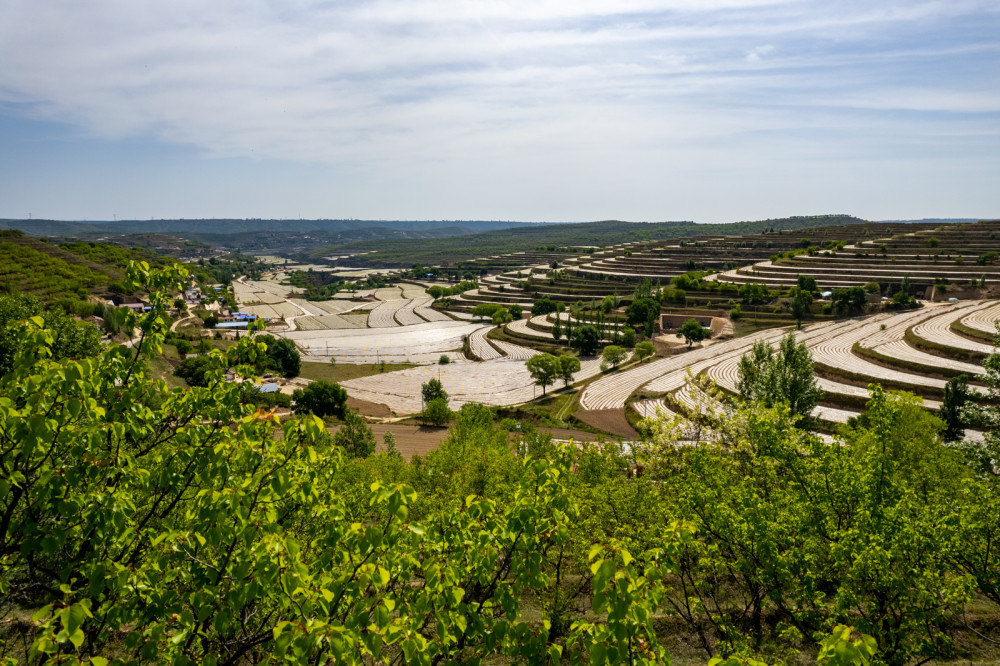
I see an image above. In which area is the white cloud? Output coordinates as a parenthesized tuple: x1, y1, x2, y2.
(746, 44, 775, 62)
(0, 0, 997, 220)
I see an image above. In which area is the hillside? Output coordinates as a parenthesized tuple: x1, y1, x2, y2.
(0, 231, 172, 301)
(306, 215, 869, 267)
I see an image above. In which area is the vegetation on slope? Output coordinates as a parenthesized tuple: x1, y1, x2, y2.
(2, 264, 1000, 664)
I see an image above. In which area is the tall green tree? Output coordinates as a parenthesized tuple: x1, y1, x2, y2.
(678, 319, 707, 348)
(292, 380, 348, 418)
(736, 333, 822, 423)
(526, 353, 559, 395)
(333, 408, 377, 457)
(556, 354, 581, 387)
(571, 324, 601, 356)
(940, 374, 969, 441)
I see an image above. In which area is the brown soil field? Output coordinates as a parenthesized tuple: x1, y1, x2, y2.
(574, 409, 639, 439)
(326, 423, 607, 458)
(346, 396, 393, 417)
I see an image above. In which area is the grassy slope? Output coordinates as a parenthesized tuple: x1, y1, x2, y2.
(0, 232, 179, 302)
(299, 361, 419, 383)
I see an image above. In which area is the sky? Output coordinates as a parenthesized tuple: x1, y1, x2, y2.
(0, 0, 998, 223)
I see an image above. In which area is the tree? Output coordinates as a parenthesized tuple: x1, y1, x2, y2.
(791, 288, 814, 328)
(427, 285, 444, 299)
(175, 338, 193, 357)
(601, 345, 628, 370)
(678, 319, 707, 348)
(421, 397, 453, 426)
(526, 353, 559, 394)
(634, 341, 655, 363)
(422, 377, 448, 404)
(197, 337, 213, 354)
(0, 293, 102, 377)
(471, 303, 502, 320)
(266, 336, 301, 377)
(174, 354, 216, 387)
(940, 374, 969, 441)
(292, 380, 348, 418)
(622, 326, 636, 348)
(797, 275, 818, 292)
(739, 282, 770, 323)
(556, 354, 581, 387)
(600, 294, 616, 313)
(736, 332, 822, 423)
(508, 303, 522, 320)
(531, 297, 559, 316)
(626, 298, 659, 329)
(570, 324, 601, 356)
(832, 286, 868, 316)
(492, 308, 513, 325)
(333, 408, 377, 457)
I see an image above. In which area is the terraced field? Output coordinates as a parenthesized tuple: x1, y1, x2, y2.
(581, 300, 998, 437)
(341, 353, 605, 414)
(280, 320, 485, 364)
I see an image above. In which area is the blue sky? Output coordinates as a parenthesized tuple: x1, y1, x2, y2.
(0, 0, 998, 222)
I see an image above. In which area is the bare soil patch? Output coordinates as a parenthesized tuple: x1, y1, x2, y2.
(346, 396, 393, 418)
(573, 409, 639, 439)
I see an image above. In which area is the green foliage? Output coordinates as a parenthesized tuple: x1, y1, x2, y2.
(239, 383, 293, 409)
(491, 307, 512, 325)
(736, 333, 821, 423)
(571, 324, 601, 356)
(267, 336, 301, 377)
(678, 319, 707, 348)
(421, 397, 453, 427)
(8, 264, 1000, 665)
(508, 303, 522, 320)
(526, 353, 559, 394)
(621, 326, 636, 348)
(739, 282, 770, 308)
(556, 354, 581, 387)
(531, 297, 559, 316)
(816, 626, 877, 666)
(940, 374, 969, 441)
(0, 293, 102, 377)
(173, 354, 215, 386)
(634, 341, 655, 363)
(333, 408, 377, 457)
(292, 379, 348, 418)
(626, 298, 659, 329)
(832, 286, 868, 316)
(791, 288, 813, 326)
(471, 302, 503, 320)
(174, 338, 193, 357)
(600, 344, 628, 370)
(796, 274, 818, 292)
(421, 378, 448, 404)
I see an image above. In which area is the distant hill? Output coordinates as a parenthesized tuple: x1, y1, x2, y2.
(0, 218, 542, 237)
(306, 215, 871, 267)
